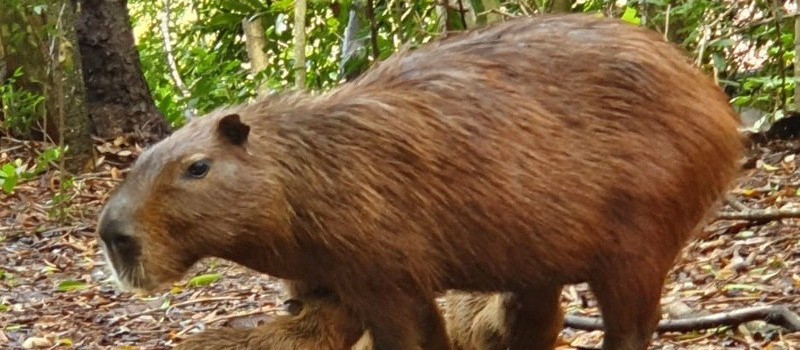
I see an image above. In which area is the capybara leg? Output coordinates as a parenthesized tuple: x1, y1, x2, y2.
(506, 286, 564, 350)
(358, 292, 452, 350)
(589, 265, 665, 350)
(420, 296, 453, 350)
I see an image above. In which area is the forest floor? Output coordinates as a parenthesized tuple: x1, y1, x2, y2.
(1, 135, 800, 350)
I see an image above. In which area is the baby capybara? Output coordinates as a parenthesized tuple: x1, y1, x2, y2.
(174, 289, 506, 350)
(98, 13, 742, 350)
(173, 294, 365, 350)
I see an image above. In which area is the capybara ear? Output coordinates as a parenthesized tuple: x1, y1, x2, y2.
(217, 114, 250, 146)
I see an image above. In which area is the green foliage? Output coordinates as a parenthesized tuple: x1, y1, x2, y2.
(56, 280, 88, 292)
(48, 173, 74, 221)
(620, 7, 641, 26)
(0, 68, 46, 138)
(0, 146, 63, 194)
(124, 0, 800, 131)
(186, 273, 221, 287)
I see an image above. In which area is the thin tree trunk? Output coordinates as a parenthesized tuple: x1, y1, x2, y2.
(53, 0, 93, 173)
(0, 3, 57, 141)
(0, 0, 93, 172)
(242, 16, 270, 96)
(160, 0, 190, 100)
(76, 0, 169, 142)
(795, 0, 800, 111)
(293, 0, 306, 89)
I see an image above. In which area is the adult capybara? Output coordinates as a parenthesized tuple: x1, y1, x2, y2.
(97, 13, 743, 350)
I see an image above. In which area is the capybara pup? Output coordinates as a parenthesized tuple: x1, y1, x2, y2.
(98, 13, 742, 350)
(173, 288, 507, 350)
(173, 294, 365, 350)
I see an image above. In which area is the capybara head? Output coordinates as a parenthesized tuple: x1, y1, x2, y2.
(97, 112, 285, 291)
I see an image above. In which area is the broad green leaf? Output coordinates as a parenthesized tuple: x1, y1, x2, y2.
(57, 280, 88, 292)
(1, 174, 17, 194)
(186, 273, 221, 287)
(620, 7, 641, 26)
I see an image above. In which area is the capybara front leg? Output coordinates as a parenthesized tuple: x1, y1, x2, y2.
(507, 286, 564, 350)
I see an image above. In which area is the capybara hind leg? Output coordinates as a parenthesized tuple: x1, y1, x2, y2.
(507, 287, 564, 350)
(589, 266, 666, 350)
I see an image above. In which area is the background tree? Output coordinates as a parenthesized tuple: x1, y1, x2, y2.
(1, 0, 92, 173)
(76, 0, 169, 142)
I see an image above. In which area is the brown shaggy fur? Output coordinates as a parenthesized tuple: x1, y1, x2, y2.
(173, 293, 365, 350)
(174, 291, 504, 350)
(98, 14, 743, 350)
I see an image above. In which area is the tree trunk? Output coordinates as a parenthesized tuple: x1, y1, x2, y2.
(0, 3, 56, 141)
(0, 0, 93, 173)
(293, 0, 307, 89)
(54, 0, 93, 173)
(76, 0, 168, 142)
(242, 16, 270, 96)
(795, 0, 800, 112)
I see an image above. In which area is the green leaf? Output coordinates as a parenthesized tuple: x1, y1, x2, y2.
(56, 280, 88, 292)
(1, 174, 17, 194)
(207, 13, 244, 28)
(0, 163, 15, 177)
(5, 324, 22, 332)
(32, 5, 48, 15)
(186, 273, 221, 287)
(220, 0, 256, 14)
(620, 7, 641, 26)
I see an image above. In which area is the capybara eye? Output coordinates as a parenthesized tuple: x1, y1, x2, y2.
(185, 160, 210, 179)
(283, 299, 304, 316)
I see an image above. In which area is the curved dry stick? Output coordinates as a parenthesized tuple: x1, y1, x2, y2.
(564, 305, 800, 333)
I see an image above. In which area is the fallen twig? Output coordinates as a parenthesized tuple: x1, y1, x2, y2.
(565, 305, 800, 333)
(716, 207, 800, 221)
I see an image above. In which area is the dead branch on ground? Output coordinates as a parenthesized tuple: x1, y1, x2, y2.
(565, 305, 800, 333)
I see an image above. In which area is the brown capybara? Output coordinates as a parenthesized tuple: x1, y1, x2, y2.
(173, 289, 504, 350)
(443, 291, 512, 350)
(173, 294, 365, 350)
(97, 13, 743, 350)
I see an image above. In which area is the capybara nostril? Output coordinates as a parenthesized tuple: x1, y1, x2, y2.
(99, 219, 139, 259)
